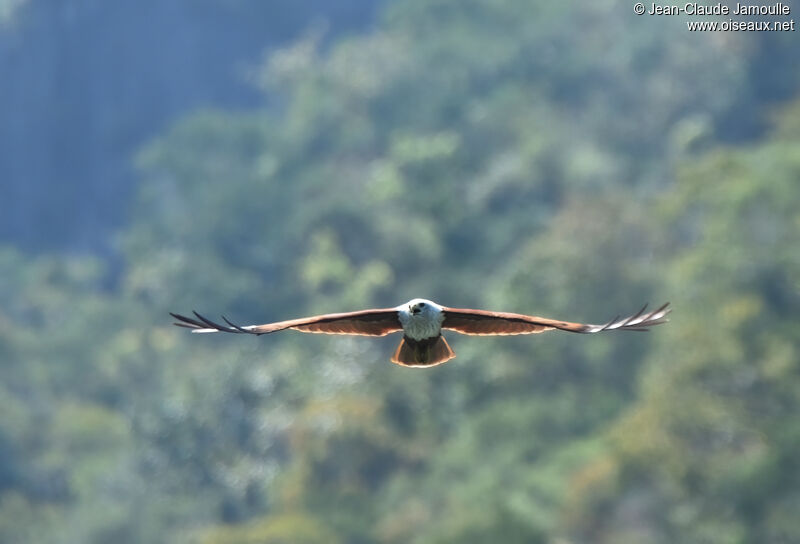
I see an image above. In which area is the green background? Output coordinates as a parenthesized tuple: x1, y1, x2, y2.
(1, 0, 799, 542)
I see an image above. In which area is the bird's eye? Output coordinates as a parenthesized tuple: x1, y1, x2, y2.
(418, 302, 426, 307)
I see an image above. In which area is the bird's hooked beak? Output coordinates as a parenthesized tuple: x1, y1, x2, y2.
(410, 304, 421, 315)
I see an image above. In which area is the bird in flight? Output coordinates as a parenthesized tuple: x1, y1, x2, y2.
(171, 299, 670, 368)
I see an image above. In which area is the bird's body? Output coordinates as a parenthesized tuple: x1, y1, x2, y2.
(394, 299, 453, 366)
(171, 298, 670, 368)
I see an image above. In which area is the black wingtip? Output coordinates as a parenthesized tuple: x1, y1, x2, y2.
(192, 311, 225, 330)
(620, 303, 648, 327)
(222, 315, 255, 334)
(171, 310, 264, 335)
(170, 311, 208, 329)
(605, 315, 621, 331)
(173, 322, 194, 329)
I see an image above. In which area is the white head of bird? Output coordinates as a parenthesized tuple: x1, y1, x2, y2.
(396, 298, 445, 340)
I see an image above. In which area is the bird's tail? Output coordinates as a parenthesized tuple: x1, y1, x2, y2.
(391, 335, 455, 368)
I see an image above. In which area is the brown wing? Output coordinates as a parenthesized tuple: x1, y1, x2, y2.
(170, 308, 403, 337)
(442, 303, 670, 336)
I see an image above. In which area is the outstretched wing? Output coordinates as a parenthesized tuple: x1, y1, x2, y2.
(442, 303, 671, 336)
(171, 308, 403, 337)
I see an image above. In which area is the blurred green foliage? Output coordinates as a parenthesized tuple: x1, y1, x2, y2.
(1, 0, 799, 542)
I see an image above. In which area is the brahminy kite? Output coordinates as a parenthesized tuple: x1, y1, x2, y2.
(171, 299, 670, 368)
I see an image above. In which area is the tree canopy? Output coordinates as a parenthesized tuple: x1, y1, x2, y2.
(1, 0, 798, 542)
